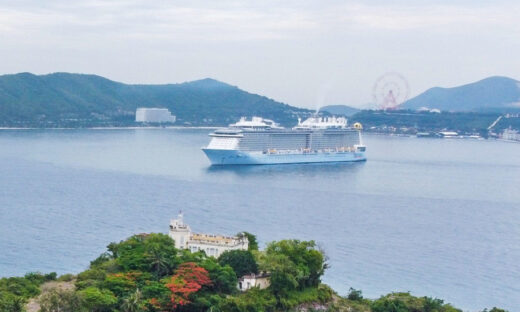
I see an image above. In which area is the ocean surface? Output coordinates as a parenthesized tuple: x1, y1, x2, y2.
(0, 129, 519, 311)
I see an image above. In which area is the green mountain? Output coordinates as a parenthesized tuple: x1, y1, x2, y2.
(402, 76, 520, 112)
(319, 105, 360, 116)
(0, 72, 312, 127)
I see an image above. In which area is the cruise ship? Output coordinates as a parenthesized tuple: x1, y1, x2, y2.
(202, 116, 366, 165)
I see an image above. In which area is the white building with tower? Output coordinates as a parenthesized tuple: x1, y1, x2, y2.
(169, 212, 249, 257)
(135, 108, 176, 123)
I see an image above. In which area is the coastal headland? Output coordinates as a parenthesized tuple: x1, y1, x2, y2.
(0, 231, 509, 312)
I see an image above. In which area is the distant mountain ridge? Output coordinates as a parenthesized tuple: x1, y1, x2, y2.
(402, 76, 520, 112)
(319, 105, 360, 116)
(0, 72, 312, 127)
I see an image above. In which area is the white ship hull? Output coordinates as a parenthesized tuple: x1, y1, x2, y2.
(202, 148, 366, 165)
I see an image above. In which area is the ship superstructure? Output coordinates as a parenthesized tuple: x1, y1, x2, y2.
(202, 116, 366, 165)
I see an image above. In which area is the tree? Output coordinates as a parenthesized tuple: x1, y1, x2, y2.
(347, 288, 363, 301)
(239, 232, 259, 251)
(107, 233, 179, 279)
(104, 272, 139, 297)
(202, 257, 238, 294)
(260, 239, 327, 292)
(165, 262, 212, 308)
(218, 250, 258, 278)
(78, 287, 117, 312)
(144, 234, 179, 279)
(263, 255, 299, 296)
(120, 288, 145, 312)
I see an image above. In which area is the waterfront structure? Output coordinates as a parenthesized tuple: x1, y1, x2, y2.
(238, 272, 271, 291)
(502, 127, 520, 141)
(202, 116, 366, 165)
(439, 131, 459, 138)
(135, 108, 176, 123)
(168, 213, 248, 257)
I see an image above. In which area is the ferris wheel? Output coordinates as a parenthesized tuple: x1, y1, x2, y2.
(372, 72, 410, 110)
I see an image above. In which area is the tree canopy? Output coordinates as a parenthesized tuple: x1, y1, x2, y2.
(218, 250, 258, 278)
(258, 239, 326, 295)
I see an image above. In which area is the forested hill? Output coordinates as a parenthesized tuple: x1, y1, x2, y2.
(319, 105, 360, 116)
(402, 76, 520, 112)
(0, 72, 312, 127)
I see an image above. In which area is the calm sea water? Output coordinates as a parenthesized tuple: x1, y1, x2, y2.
(0, 129, 519, 311)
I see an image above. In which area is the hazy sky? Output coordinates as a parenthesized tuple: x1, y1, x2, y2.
(1, 0, 519, 109)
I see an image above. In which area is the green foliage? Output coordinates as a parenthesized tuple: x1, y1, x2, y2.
(278, 285, 333, 310)
(108, 233, 179, 280)
(218, 288, 277, 312)
(218, 250, 259, 278)
(351, 110, 502, 135)
(57, 273, 75, 282)
(76, 267, 107, 290)
(0, 73, 313, 127)
(423, 296, 445, 312)
(120, 288, 146, 312)
(140, 279, 169, 300)
(201, 257, 238, 294)
(259, 239, 326, 296)
(103, 272, 138, 298)
(370, 293, 462, 312)
(78, 286, 117, 312)
(371, 297, 409, 312)
(1, 233, 509, 312)
(0, 272, 55, 311)
(90, 252, 113, 267)
(241, 232, 259, 251)
(347, 287, 363, 301)
(0, 292, 26, 312)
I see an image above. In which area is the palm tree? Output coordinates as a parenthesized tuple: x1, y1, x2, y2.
(120, 289, 144, 312)
(147, 247, 170, 279)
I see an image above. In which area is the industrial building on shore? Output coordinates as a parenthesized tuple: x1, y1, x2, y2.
(135, 108, 176, 123)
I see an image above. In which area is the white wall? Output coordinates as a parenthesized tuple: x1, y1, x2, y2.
(136, 108, 176, 123)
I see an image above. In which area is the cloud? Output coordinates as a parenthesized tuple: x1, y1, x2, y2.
(1, 0, 519, 50)
(0, 1, 318, 42)
(1, 0, 518, 43)
(336, 3, 520, 32)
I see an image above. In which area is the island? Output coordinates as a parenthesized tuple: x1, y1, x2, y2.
(0, 228, 509, 312)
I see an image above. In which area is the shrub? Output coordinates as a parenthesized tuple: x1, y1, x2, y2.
(347, 288, 363, 301)
(58, 273, 75, 282)
(39, 288, 84, 312)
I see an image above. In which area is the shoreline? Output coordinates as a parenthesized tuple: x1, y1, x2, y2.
(2, 126, 518, 144)
(0, 126, 220, 130)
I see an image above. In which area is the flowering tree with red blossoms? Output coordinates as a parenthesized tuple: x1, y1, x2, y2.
(166, 262, 212, 308)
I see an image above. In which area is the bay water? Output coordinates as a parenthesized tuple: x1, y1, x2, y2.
(0, 129, 519, 311)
